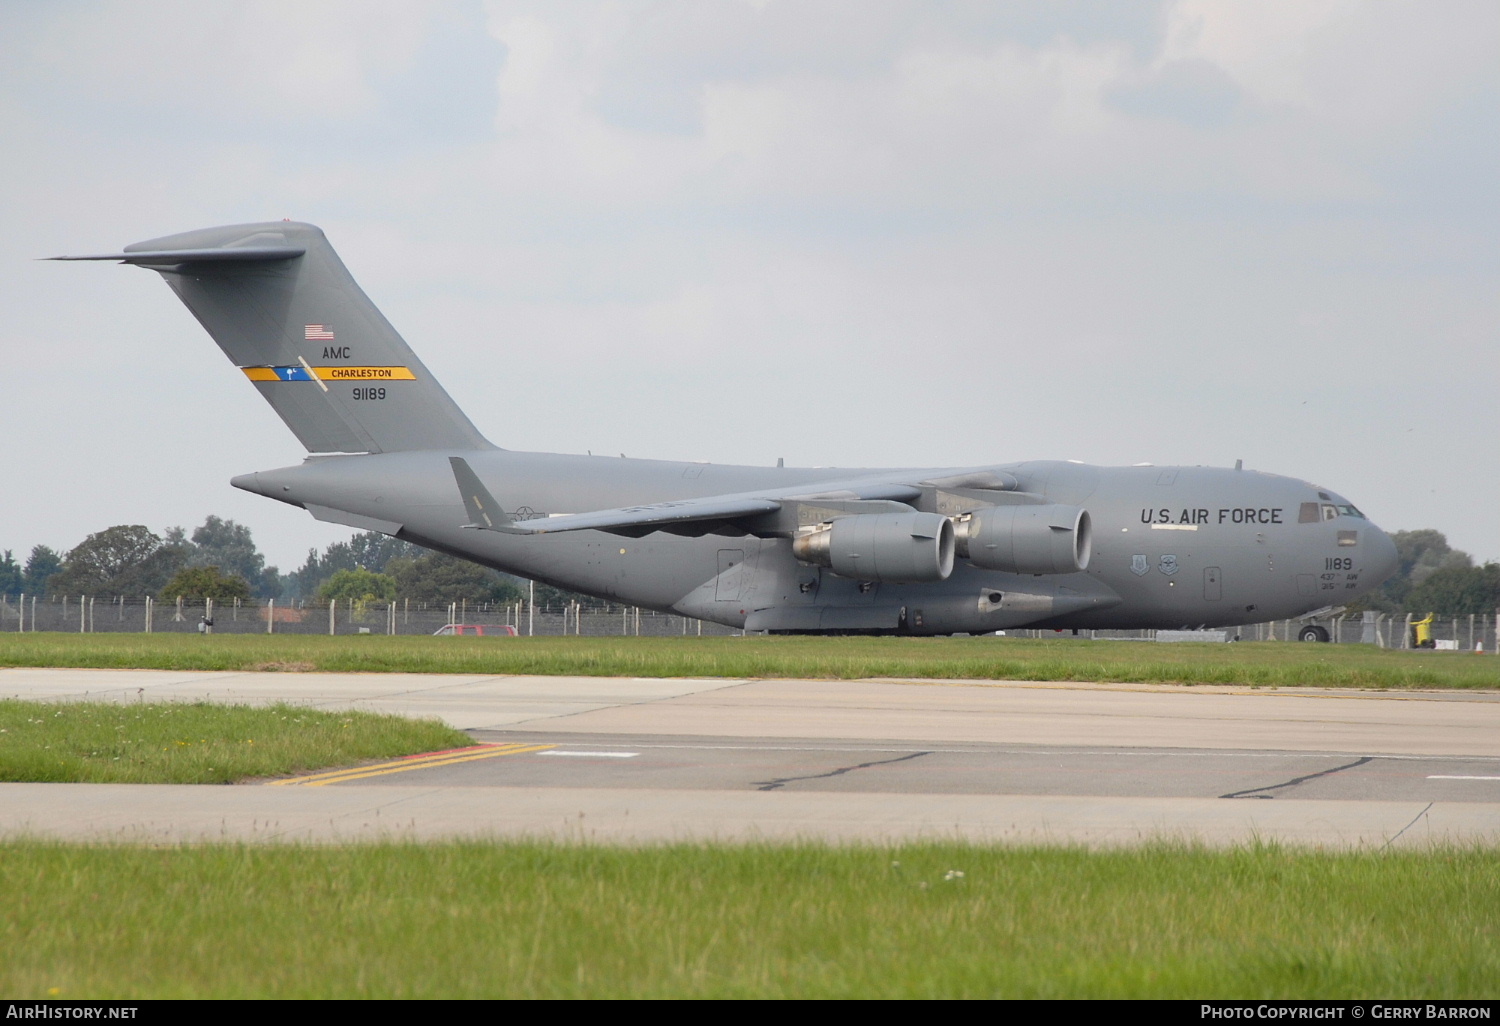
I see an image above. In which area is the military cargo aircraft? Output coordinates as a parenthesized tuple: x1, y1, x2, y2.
(55, 222, 1399, 637)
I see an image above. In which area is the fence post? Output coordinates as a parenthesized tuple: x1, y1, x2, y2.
(89, 596, 95, 633)
(79, 595, 85, 633)
(267, 598, 275, 634)
(528, 581, 534, 637)
(15, 593, 22, 633)
(145, 595, 152, 634)
(329, 598, 335, 636)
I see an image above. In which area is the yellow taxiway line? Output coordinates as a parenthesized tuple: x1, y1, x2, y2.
(270, 742, 555, 787)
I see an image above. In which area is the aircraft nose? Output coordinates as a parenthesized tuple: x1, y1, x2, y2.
(1364, 522, 1400, 587)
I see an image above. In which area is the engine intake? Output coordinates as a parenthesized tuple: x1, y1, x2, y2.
(792, 511, 956, 583)
(953, 504, 1092, 575)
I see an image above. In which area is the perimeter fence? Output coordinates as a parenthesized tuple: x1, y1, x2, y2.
(1, 594, 1496, 651)
(1016, 611, 1500, 651)
(0, 594, 742, 638)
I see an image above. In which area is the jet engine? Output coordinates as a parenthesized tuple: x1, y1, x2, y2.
(952, 504, 1092, 575)
(792, 511, 956, 583)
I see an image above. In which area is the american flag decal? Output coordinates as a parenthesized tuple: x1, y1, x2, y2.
(304, 324, 335, 340)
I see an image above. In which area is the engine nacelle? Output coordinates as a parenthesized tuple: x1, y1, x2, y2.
(953, 504, 1092, 575)
(792, 511, 956, 583)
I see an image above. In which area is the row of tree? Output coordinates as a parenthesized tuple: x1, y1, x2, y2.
(5, 521, 1496, 614)
(1357, 529, 1500, 616)
(0, 518, 276, 602)
(0, 520, 597, 609)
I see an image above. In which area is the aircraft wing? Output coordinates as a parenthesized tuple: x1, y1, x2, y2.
(450, 458, 1024, 539)
(504, 495, 783, 535)
(452, 457, 782, 536)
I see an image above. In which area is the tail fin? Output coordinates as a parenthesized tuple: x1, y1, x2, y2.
(58, 221, 492, 454)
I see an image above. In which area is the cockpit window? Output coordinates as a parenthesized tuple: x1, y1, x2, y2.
(1302, 500, 1365, 524)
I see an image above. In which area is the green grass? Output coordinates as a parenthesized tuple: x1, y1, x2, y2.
(0, 700, 470, 784)
(1, 841, 1495, 998)
(1, 631, 1497, 688)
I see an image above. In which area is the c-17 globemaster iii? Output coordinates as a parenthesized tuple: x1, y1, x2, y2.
(54, 222, 1399, 639)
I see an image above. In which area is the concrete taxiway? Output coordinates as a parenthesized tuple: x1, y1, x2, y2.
(2, 667, 1498, 846)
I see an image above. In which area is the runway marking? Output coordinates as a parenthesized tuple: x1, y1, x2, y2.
(270, 743, 556, 787)
(1427, 775, 1500, 780)
(539, 751, 639, 758)
(877, 679, 1500, 703)
(482, 741, 1500, 763)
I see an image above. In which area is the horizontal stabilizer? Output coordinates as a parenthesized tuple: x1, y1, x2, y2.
(47, 247, 305, 264)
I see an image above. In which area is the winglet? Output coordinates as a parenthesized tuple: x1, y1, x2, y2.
(450, 457, 525, 534)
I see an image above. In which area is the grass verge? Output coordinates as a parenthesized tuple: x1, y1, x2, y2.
(1, 632, 1497, 688)
(1, 841, 1495, 998)
(0, 700, 470, 784)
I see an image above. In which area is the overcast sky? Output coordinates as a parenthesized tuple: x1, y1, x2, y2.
(2, 0, 1497, 573)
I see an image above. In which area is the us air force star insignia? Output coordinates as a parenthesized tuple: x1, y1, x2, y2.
(1130, 554, 1150, 576)
(1159, 554, 1180, 576)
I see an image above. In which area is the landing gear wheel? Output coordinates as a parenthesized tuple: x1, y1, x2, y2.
(1298, 625, 1330, 643)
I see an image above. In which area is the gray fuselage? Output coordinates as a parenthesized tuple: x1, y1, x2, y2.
(235, 450, 1399, 634)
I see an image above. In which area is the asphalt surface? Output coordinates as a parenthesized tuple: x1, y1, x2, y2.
(2, 667, 1498, 846)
